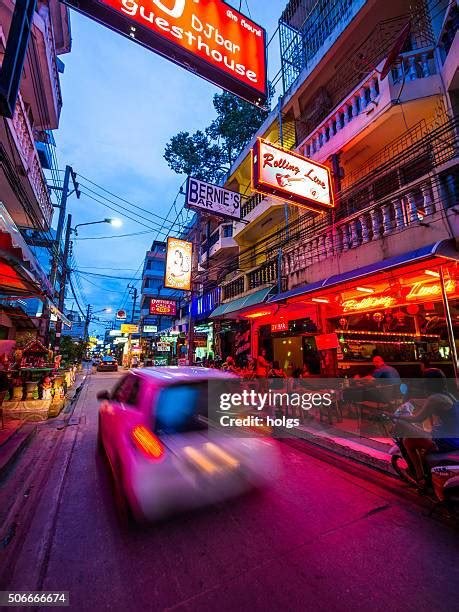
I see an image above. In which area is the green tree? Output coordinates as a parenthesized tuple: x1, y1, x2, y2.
(164, 88, 273, 182)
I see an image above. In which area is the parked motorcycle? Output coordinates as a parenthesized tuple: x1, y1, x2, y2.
(382, 410, 459, 513)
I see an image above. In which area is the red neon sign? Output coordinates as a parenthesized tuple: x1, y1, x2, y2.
(150, 299, 177, 316)
(65, 0, 267, 106)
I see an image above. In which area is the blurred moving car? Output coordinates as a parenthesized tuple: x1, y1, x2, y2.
(97, 356, 118, 372)
(97, 367, 280, 522)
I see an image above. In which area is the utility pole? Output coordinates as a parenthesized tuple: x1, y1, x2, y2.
(130, 287, 138, 323)
(83, 304, 92, 342)
(54, 213, 72, 353)
(187, 214, 201, 366)
(44, 165, 80, 348)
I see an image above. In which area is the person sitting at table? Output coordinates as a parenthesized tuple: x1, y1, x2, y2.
(371, 355, 400, 380)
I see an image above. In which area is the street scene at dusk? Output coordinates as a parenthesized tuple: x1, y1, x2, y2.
(0, 0, 458, 610)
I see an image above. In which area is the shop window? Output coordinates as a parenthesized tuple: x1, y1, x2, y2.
(223, 225, 233, 238)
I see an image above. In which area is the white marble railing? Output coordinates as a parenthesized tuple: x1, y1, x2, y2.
(10, 93, 53, 227)
(283, 182, 436, 276)
(299, 47, 436, 160)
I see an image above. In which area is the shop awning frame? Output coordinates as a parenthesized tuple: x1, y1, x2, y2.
(268, 240, 458, 304)
(0, 204, 54, 299)
(210, 286, 275, 319)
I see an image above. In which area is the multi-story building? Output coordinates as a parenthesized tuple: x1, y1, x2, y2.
(0, 1, 71, 349)
(140, 240, 178, 337)
(198, 0, 458, 375)
(62, 310, 85, 340)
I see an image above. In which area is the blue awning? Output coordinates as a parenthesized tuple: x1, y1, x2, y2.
(268, 240, 458, 304)
(210, 286, 274, 318)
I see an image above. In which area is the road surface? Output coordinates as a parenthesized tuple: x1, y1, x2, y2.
(1, 371, 458, 611)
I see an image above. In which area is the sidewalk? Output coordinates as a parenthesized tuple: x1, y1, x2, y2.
(0, 419, 37, 480)
(289, 418, 394, 475)
(0, 369, 89, 479)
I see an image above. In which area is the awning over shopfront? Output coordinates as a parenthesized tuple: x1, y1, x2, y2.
(268, 240, 458, 304)
(0, 204, 53, 299)
(210, 286, 274, 319)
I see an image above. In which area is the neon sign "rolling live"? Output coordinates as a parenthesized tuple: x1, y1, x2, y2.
(64, 0, 267, 106)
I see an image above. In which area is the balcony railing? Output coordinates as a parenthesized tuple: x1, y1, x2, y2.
(222, 259, 281, 301)
(247, 260, 278, 291)
(9, 93, 53, 228)
(438, 3, 458, 64)
(299, 47, 436, 161)
(282, 172, 451, 278)
(241, 192, 264, 218)
(41, 6, 63, 116)
(223, 276, 245, 301)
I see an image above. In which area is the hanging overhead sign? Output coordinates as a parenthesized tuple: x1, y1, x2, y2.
(149, 299, 177, 316)
(120, 323, 139, 334)
(186, 177, 241, 220)
(64, 0, 267, 107)
(116, 309, 127, 320)
(252, 139, 335, 213)
(143, 325, 158, 333)
(164, 237, 192, 291)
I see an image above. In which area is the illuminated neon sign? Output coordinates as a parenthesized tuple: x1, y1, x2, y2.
(342, 296, 396, 313)
(64, 0, 267, 106)
(252, 139, 334, 213)
(271, 321, 289, 332)
(407, 280, 455, 300)
(244, 310, 271, 319)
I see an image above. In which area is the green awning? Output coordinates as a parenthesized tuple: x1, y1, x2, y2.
(210, 286, 274, 319)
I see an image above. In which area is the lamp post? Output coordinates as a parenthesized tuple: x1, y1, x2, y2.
(73, 217, 122, 236)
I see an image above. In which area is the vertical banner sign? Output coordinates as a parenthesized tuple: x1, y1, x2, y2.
(64, 0, 267, 106)
(252, 139, 335, 213)
(164, 237, 192, 291)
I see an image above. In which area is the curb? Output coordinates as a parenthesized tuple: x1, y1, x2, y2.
(287, 426, 394, 475)
(0, 423, 37, 481)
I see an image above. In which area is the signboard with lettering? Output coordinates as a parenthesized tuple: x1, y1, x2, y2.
(157, 342, 171, 352)
(315, 333, 340, 351)
(149, 299, 177, 316)
(252, 139, 334, 213)
(185, 177, 241, 220)
(341, 296, 395, 313)
(143, 325, 158, 333)
(271, 321, 289, 333)
(64, 0, 267, 106)
(120, 324, 139, 334)
(116, 309, 127, 320)
(164, 238, 192, 291)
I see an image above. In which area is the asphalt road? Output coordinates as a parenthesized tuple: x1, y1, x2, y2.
(2, 371, 459, 612)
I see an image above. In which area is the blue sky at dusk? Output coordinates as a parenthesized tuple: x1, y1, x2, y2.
(55, 0, 286, 330)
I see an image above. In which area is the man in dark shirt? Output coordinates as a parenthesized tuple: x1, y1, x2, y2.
(372, 356, 400, 380)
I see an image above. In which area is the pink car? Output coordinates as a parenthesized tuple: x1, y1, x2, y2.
(97, 367, 280, 522)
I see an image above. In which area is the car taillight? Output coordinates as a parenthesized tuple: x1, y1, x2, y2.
(131, 425, 164, 460)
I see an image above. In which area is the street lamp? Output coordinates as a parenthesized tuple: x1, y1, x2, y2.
(73, 218, 122, 236)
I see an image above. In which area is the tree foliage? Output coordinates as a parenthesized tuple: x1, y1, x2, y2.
(164, 88, 273, 183)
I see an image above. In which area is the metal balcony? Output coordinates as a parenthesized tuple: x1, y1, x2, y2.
(297, 47, 439, 164)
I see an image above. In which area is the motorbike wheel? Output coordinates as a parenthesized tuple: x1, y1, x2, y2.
(391, 455, 418, 486)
